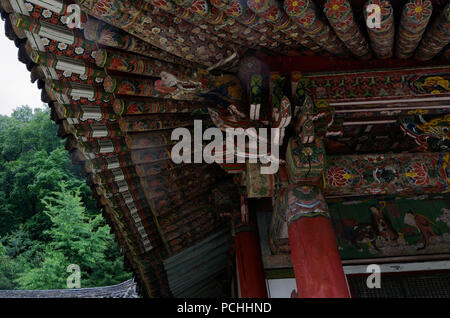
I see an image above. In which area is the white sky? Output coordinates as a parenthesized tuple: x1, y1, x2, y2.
(0, 21, 45, 116)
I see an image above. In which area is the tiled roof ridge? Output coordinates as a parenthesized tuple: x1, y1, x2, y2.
(0, 279, 139, 298)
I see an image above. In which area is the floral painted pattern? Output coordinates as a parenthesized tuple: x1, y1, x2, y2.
(327, 166, 354, 187)
(397, 0, 433, 58)
(284, 0, 308, 17)
(248, 0, 267, 12)
(406, 0, 432, 21)
(325, 153, 449, 196)
(298, 11, 315, 27)
(41, 9, 52, 19)
(262, 5, 280, 22)
(404, 163, 430, 186)
(283, 0, 347, 55)
(324, 0, 348, 20)
(368, 0, 393, 19)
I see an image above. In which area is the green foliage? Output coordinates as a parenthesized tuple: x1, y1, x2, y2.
(0, 106, 61, 162)
(16, 186, 130, 289)
(11, 106, 33, 123)
(0, 106, 97, 238)
(15, 250, 67, 290)
(0, 106, 131, 290)
(0, 241, 16, 289)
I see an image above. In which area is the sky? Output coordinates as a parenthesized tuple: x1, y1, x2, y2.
(0, 21, 45, 116)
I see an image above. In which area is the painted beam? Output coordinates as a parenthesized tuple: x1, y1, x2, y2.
(209, 0, 298, 50)
(246, 152, 449, 199)
(344, 260, 450, 274)
(260, 55, 449, 74)
(363, 0, 395, 59)
(245, 0, 322, 52)
(303, 66, 450, 107)
(283, 0, 347, 56)
(84, 18, 188, 65)
(113, 98, 207, 116)
(94, 49, 193, 78)
(323, 0, 371, 59)
(396, 0, 433, 59)
(324, 152, 449, 197)
(415, 2, 450, 61)
(77, 0, 243, 67)
(142, 0, 282, 52)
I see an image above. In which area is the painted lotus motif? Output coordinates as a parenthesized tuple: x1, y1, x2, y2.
(406, 0, 432, 21)
(324, 0, 348, 20)
(404, 163, 430, 185)
(284, 0, 308, 16)
(327, 166, 354, 187)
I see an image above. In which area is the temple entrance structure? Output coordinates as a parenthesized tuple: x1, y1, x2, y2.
(0, 0, 449, 298)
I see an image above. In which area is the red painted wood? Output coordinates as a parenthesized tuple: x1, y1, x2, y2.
(288, 216, 350, 298)
(260, 55, 448, 74)
(235, 230, 268, 298)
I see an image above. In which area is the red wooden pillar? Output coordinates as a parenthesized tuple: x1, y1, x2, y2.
(284, 185, 350, 298)
(235, 228, 268, 298)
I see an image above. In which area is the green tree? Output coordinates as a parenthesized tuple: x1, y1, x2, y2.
(0, 241, 16, 289)
(0, 106, 97, 238)
(11, 105, 33, 123)
(0, 106, 131, 289)
(0, 106, 60, 163)
(15, 185, 130, 289)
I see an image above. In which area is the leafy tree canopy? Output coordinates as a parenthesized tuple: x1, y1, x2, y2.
(0, 106, 131, 290)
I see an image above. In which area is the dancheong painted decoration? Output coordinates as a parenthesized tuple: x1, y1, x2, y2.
(329, 195, 450, 259)
(0, 0, 449, 298)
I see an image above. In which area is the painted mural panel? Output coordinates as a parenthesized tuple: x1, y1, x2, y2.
(329, 195, 450, 260)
